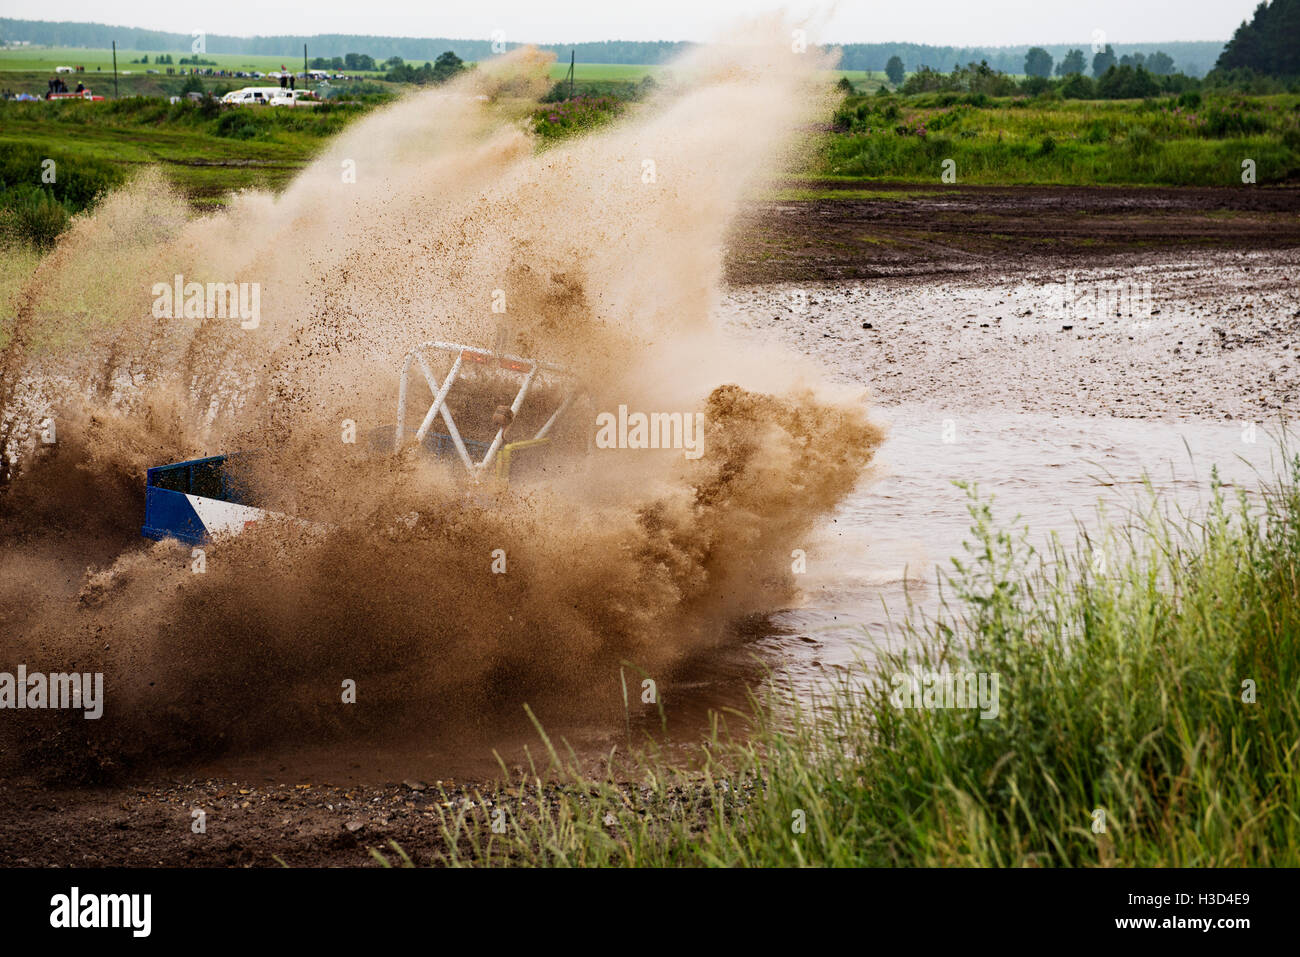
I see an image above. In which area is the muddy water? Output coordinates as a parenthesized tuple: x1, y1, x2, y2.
(774, 407, 1279, 674)
(700, 260, 1298, 709)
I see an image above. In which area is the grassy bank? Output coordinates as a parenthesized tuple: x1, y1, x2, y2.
(824, 92, 1300, 185)
(0, 95, 377, 226)
(402, 448, 1300, 866)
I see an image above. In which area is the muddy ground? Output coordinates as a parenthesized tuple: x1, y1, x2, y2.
(728, 182, 1300, 283)
(4, 185, 1298, 867)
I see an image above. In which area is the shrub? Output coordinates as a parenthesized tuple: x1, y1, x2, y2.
(1060, 73, 1095, 99)
(531, 96, 627, 141)
(1083, 119, 1110, 143)
(1203, 102, 1269, 137)
(1125, 125, 1159, 155)
(0, 186, 71, 249)
(215, 109, 261, 140)
(1097, 65, 1161, 99)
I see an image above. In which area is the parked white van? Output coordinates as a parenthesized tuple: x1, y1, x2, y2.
(268, 89, 318, 106)
(221, 87, 282, 105)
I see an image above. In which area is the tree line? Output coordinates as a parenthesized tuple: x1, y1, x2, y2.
(0, 18, 1232, 76)
(6, 13, 1296, 81)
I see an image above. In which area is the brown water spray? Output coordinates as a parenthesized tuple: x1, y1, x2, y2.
(0, 20, 884, 777)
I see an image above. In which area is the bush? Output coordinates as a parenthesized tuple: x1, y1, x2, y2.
(1097, 65, 1161, 99)
(0, 143, 121, 211)
(531, 96, 627, 141)
(1203, 101, 1269, 137)
(1060, 73, 1095, 99)
(1083, 119, 1110, 143)
(215, 109, 261, 140)
(1125, 125, 1159, 155)
(0, 186, 71, 249)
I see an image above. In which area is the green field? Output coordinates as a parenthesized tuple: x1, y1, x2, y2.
(544, 61, 658, 81)
(0, 46, 345, 74)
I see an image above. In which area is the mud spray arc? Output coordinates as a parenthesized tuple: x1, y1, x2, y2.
(0, 24, 885, 778)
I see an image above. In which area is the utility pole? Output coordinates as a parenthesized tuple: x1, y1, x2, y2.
(112, 41, 118, 98)
(304, 43, 308, 83)
(567, 49, 575, 99)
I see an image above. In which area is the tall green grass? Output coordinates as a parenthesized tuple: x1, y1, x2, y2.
(389, 446, 1300, 867)
(823, 93, 1300, 185)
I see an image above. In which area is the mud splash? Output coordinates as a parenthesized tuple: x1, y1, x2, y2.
(0, 21, 883, 779)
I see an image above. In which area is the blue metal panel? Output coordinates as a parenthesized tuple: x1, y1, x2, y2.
(141, 486, 207, 545)
(143, 454, 252, 543)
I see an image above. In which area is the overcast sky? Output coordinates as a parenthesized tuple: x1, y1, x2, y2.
(6, 1, 1262, 45)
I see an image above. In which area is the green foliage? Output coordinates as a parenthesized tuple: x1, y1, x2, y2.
(1024, 47, 1053, 78)
(0, 185, 70, 248)
(1092, 44, 1117, 77)
(215, 108, 260, 140)
(383, 50, 466, 85)
(821, 92, 1300, 185)
(885, 55, 905, 86)
(1202, 99, 1271, 136)
(1020, 75, 1051, 96)
(1055, 48, 1086, 76)
(1060, 74, 1096, 99)
(0, 141, 122, 210)
(531, 96, 627, 141)
(542, 75, 656, 104)
(1216, 0, 1300, 76)
(1124, 125, 1158, 155)
(1096, 65, 1161, 99)
(1147, 51, 1177, 75)
(901, 60, 1017, 96)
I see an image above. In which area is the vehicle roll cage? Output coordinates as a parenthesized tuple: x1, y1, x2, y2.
(395, 341, 582, 477)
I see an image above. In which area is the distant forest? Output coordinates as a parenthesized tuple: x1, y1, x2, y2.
(0, 18, 1235, 77)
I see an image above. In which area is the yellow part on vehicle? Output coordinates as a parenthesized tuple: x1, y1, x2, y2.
(496, 437, 552, 483)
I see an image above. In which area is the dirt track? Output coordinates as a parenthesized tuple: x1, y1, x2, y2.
(5, 185, 1299, 867)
